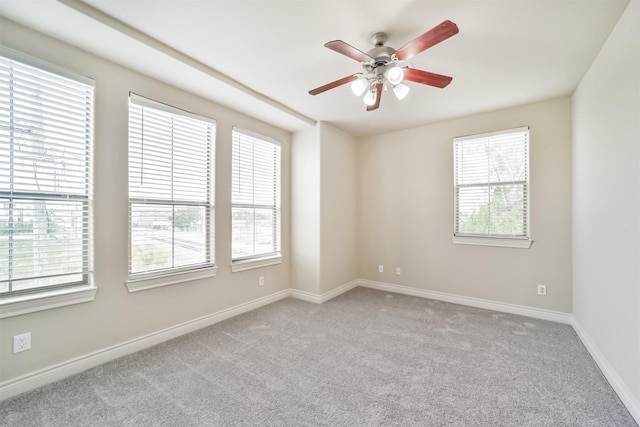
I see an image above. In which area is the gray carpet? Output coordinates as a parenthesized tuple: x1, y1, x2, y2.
(1, 287, 636, 426)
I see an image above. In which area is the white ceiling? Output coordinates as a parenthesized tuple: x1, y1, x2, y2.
(0, 0, 629, 137)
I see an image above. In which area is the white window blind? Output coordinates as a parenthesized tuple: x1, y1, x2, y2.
(0, 51, 94, 296)
(231, 128, 281, 261)
(128, 94, 214, 277)
(453, 127, 529, 239)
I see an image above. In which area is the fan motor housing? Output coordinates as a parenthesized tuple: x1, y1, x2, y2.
(367, 32, 397, 72)
(367, 45, 396, 64)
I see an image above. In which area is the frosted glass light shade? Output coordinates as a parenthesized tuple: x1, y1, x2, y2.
(363, 89, 376, 106)
(351, 78, 368, 96)
(385, 67, 404, 85)
(393, 83, 410, 100)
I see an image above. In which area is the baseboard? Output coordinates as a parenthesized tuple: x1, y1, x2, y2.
(290, 280, 358, 304)
(0, 289, 292, 401)
(357, 279, 573, 324)
(572, 318, 640, 424)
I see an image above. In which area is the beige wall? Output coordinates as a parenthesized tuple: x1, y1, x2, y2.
(319, 123, 358, 294)
(291, 125, 321, 294)
(0, 19, 292, 383)
(358, 97, 573, 313)
(291, 122, 358, 295)
(572, 0, 640, 407)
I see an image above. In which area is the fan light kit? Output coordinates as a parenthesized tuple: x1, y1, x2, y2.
(309, 20, 459, 111)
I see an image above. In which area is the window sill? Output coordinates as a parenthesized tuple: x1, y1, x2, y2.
(231, 255, 282, 272)
(126, 266, 217, 293)
(0, 284, 98, 319)
(452, 236, 533, 249)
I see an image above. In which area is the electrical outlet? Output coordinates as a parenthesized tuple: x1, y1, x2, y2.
(13, 332, 31, 353)
(378, 265, 384, 273)
(395, 267, 401, 276)
(537, 284, 547, 296)
(259, 276, 265, 286)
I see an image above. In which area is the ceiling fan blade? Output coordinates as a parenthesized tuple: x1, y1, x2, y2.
(325, 40, 374, 63)
(403, 68, 453, 88)
(367, 83, 383, 111)
(309, 74, 360, 95)
(394, 20, 459, 61)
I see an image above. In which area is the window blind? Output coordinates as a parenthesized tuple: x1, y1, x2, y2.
(231, 128, 281, 261)
(0, 51, 94, 295)
(453, 127, 529, 239)
(128, 94, 214, 277)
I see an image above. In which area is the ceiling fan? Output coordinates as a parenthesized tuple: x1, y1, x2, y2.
(309, 20, 459, 111)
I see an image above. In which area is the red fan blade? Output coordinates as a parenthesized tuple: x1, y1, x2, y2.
(394, 20, 459, 61)
(404, 68, 453, 88)
(366, 83, 383, 111)
(325, 40, 373, 63)
(309, 74, 360, 95)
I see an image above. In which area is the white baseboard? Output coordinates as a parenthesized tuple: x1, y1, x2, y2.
(290, 280, 358, 304)
(357, 279, 573, 324)
(0, 289, 291, 401)
(572, 318, 640, 424)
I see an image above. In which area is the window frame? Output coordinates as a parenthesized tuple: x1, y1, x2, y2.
(452, 126, 532, 249)
(230, 128, 282, 272)
(0, 47, 97, 318)
(125, 93, 216, 292)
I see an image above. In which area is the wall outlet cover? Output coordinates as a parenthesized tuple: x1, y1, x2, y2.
(13, 332, 31, 353)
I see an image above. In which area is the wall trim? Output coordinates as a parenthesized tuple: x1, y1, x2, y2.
(0, 288, 291, 401)
(357, 279, 572, 324)
(572, 318, 640, 424)
(290, 280, 358, 304)
(57, 0, 316, 128)
(0, 285, 97, 319)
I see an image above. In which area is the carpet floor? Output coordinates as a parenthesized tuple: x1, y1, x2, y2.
(1, 287, 636, 426)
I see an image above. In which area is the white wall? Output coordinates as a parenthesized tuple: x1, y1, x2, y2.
(358, 97, 573, 313)
(0, 19, 292, 384)
(572, 0, 640, 416)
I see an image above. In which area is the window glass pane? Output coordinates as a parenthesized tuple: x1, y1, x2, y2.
(254, 208, 276, 255)
(231, 207, 255, 259)
(454, 128, 529, 239)
(0, 52, 93, 296)
(231, 129, 281, 261)
(488, 184, 526, 235)
(456, 186, 490, 235)
(130, 204, 173, 273)
(128, 95, 214, 277)
(172, 206, 208, 267)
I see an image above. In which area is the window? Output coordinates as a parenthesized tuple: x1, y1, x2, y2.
(453, 126, 531, 248)
(231, 128, 281, 270)
(127, 94, 215, 291)
(0, 48, 96, 316)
